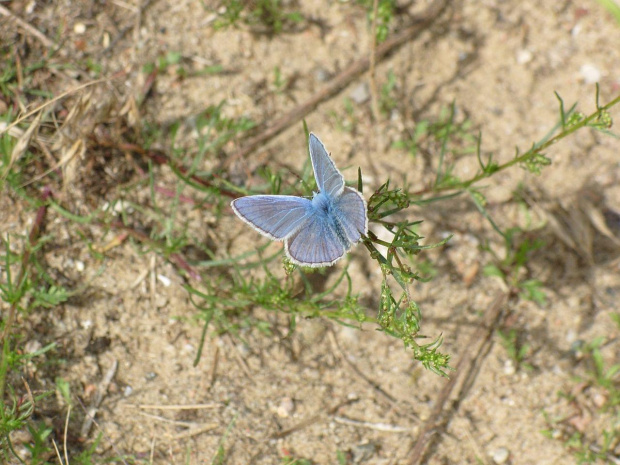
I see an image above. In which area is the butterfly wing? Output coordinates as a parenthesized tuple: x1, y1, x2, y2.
(309, 133, 345, 197)
(285, 213, 346, 267)
(334, 187, 368, 243)
(231, 195, 312, 240)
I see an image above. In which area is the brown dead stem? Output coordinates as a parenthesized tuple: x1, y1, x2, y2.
(406, 291, 509, 465)
(228, 0, 449, 165)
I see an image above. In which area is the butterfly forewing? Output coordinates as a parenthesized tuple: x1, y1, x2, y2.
(334, 187, 368, 243)
(232, 195, 312, 240)
(309, 133, 345, 197)
(285, 215, 346, 267)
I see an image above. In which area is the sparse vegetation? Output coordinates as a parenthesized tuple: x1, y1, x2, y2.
(1, 0, 619, 463)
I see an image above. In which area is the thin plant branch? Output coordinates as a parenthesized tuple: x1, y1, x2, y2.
(369, 0, 381, 122)
(80, 359, 118, 438)
(270, 397, 358, 439)
(0, 5, 54, 48)
(406, 291, 509, 464)
(333, 415, 410, 433)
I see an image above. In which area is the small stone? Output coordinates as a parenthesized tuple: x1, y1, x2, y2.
(315, 68, 331, 82)
(299, 320, 326, 345)
(350, 82, 370, 104)
(570, 339, 586, 359)
(236, 343, 251, 358)
(157, 274, 171, 287)
(74, 23, 87, 34)
(25, 0, 36, 14)
(113, 200, 133, 214)
(83, 383, 97, 397)
(503, 359, 516, 375)
(75, 260, 85, 272)
(580, 64, 601, 84)
(204, 13, 218, 25)
(491, 447, 510, 464)
(102, 31, 110, 49)
(516, 49, 532, 65)
(351, 442, 377, 463)
(123, 385, 133, 397)
(154, 295, 168, 308)
(338, 326, 359, 345)
(592, 390, 607, 408)
(276, 397, 294, 417)
(24, 340, 42, 354)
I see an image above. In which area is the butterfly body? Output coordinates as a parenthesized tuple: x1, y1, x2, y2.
(232, 134, 368, 267)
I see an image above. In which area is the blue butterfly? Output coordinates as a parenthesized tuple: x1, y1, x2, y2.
(231, 133, 368, 267)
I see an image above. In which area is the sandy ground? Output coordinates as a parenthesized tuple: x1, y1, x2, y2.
(2, 0, 620, 463)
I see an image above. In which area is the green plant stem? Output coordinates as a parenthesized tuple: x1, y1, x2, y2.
(0, 189, 50, 400)
(424, 93, 620, 195)
(595, 0, 620, 24)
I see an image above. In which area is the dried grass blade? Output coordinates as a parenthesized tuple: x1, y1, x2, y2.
(6, 111, 43, 175)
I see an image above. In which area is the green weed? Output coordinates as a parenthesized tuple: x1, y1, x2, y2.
(0, 108, 67, 461)
(380, 69, 398, 115)
(0, 232, 60, 461)
(357, 0, 397, 42)
(281, 456, 313, 465)
(1, 10, 620, 457)
(392, 103, 476, 161)
(142, 51, 225, 80)
(330, 98, 357, 133)
(497, 328, 532, 371)
(543, 316, 620, 463)
(595, 0, 620, 25)
(0, 46, 55, 100)
(213, 0, 304, 35)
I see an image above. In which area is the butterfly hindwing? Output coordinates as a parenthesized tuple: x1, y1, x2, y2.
(333, 187, 368, 244)
(285, 212, 346, 267)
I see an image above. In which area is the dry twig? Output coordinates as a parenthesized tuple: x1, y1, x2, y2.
(0, 75, 122, 137)
(270, 397, 358, 439)
(168, 423, 219, 441)
(0, 5, 54, 48)
(80, 360, 119, 438)
(369, 0, 381, 123)
(225, 334, 253, 379)
(126, 403, 220, 410)
(230, 0, 448, 163)
(208, 343, 219, 390)
(333, 415, 410, 433)
(406, 291, 509, 464)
